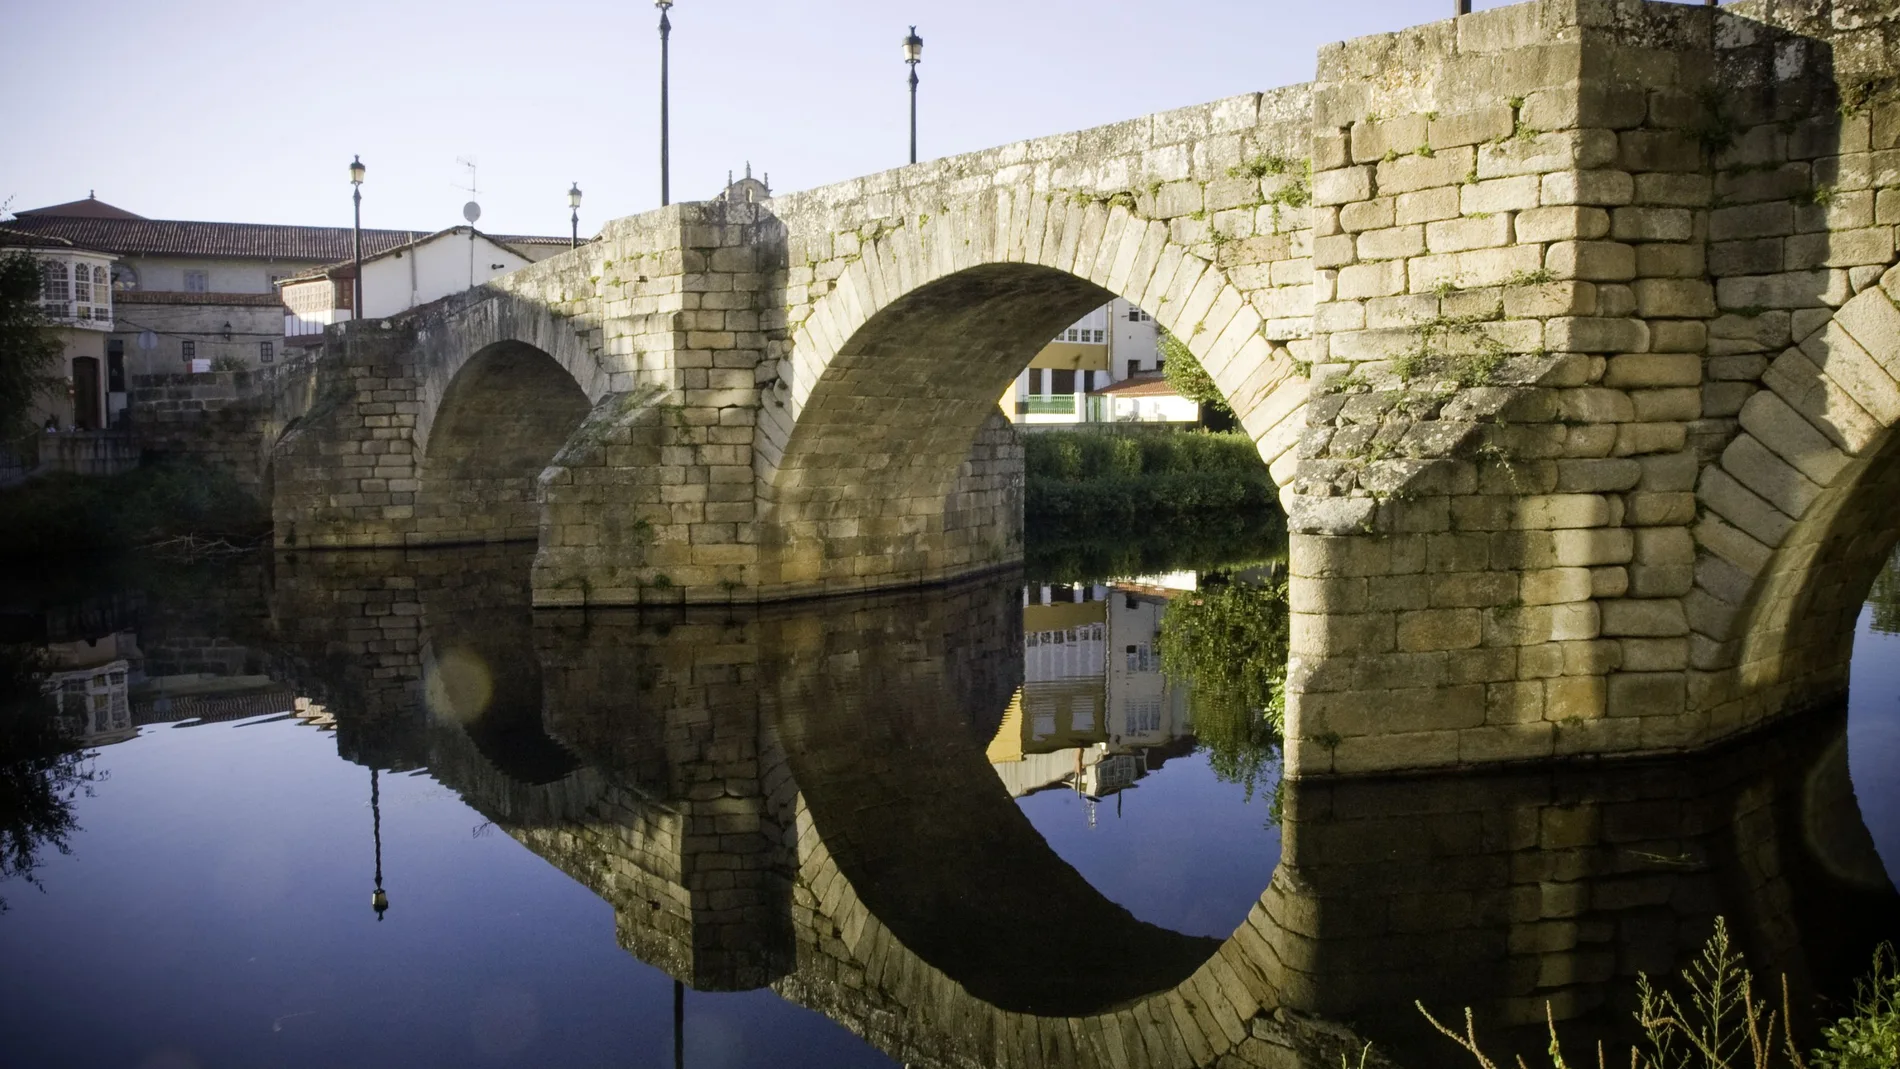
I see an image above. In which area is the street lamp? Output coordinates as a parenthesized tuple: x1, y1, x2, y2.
(657, 1, 674, 206)
(369, 767, 389, 921)
(568, 182, 583, 248)
(349, 155, 366, 322)
(903, 26, 924, 165)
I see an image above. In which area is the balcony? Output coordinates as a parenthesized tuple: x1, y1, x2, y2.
(1022, 395, 1079, 415)
(40, 302, 114, 331)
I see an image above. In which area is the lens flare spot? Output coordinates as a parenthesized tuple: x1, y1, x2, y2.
(426, 647, 493, 723)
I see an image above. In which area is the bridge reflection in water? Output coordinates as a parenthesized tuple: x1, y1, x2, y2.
(265, 545, 1897, 1069)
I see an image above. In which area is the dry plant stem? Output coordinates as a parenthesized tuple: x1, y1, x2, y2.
(1781, 976, 1808, 1069)
(1417, 1002, 1503, 1069)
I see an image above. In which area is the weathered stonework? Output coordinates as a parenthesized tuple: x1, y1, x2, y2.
(154, 0, 1898, 777)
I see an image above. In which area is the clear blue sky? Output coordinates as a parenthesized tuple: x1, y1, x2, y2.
(6, 0, 1643, 238)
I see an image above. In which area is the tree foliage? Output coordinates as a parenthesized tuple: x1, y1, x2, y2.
(1158, 574, 1288, 799)
(0, 251, 63, 442)
(0, 644, 101, 913)
(1158, 329, 1236, 426)
(1867, 546, 1900, 635)
(1023, 428, 1277, 520)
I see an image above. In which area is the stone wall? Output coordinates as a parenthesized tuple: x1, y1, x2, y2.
(130, 351, 326, 498)
(1278, 0, 1900, 777)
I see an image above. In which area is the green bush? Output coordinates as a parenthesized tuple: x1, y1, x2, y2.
(0, 460, 268, 558)
(1815, 943, 1899, 1069)
(1024, 430, 1275, 520)
(1159, 576, 1289, 799)
(1025, 510, 1286, 584)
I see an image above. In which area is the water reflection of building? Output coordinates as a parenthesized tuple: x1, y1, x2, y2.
(987, 580, 1195, 802)
(43, 634, 136, 747)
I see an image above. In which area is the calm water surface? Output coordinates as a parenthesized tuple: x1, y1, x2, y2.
(0, 532, 1895, 1068)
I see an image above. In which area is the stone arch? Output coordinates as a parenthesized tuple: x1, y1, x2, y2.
(406, 291, 610, 546)
(1690, 272, 1900, 735)
(411, 290, 611, 456)
(756, 194, 1312, 595)
(413, 341, 592, 545)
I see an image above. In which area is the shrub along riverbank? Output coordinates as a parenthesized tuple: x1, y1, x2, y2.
(0, 460, 267, 558)
(1024, 429, 1276, 521)
(1024, 508, 1286, 585)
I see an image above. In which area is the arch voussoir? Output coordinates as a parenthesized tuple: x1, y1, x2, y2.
(1691, 279, 1900, 733)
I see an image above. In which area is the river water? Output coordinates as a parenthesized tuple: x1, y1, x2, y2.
(0, 524, 1894, 1069)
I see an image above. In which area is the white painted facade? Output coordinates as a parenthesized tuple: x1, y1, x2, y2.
(1005, 296, 1191, 426)
(280, 227, 534, 338)
(361, 228, 531, 319)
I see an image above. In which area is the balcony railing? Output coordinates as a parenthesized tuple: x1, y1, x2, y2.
(1022, 395, 1078, 415)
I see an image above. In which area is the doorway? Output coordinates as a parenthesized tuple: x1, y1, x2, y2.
(72, 357, 101, 431)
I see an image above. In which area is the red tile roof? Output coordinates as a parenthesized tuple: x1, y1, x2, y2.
(1091, 374, 1184, 398)
(7, 199, 570, 263)
(16, 196, 146, 221)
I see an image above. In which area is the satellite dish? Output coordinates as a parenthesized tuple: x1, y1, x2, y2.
(136, 330, 158, 351)
(462, 201, 482, 224)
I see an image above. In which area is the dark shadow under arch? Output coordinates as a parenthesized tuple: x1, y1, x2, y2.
(417, 341, 591, 546)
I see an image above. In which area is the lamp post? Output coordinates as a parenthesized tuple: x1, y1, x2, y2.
(349, 155, 365, 322)
(369, 767, 389, 921)
(657, 0, 674, 206)
(568, 182, 583, 248)
(903, 26, 924, 165)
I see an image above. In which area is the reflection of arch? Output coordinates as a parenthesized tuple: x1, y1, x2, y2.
(1691, 277, 1900, 735)
(763, 577, 1222, 1016)
(415, 341, 592, 545)
(757, 197, 1313, 593)
(397, 542, 587, 792)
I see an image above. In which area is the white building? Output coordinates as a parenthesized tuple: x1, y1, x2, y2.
(987, 581, 1196, 802)
(2, 228, 119, 430)
(1003, 297, 1198, 427)
(279, 226, 535, 340)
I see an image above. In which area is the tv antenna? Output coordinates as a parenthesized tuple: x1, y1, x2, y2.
(453, 156, 480, 196)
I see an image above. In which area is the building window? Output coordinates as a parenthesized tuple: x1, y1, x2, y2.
(259, 341, 274, 364)
(72, 265, 91, 305)
(184, 270, 208, 293)
(1051, 369, 1076, 395)
(41, 261, 69, 312)
(90, 266, 109, 318)
(1127, 360, 1141, 378)
(181, 340, 196, 360)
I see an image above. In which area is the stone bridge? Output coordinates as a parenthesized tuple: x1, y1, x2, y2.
(225, 0, 1900, 777)
(185, 545, 1896, 1069)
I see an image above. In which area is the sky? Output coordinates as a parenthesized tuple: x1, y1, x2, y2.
(6, 0, 1621, 239)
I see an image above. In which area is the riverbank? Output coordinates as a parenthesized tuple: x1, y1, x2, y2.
(0, 460, 267, 558)
(1024, 428, 1277, 521)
